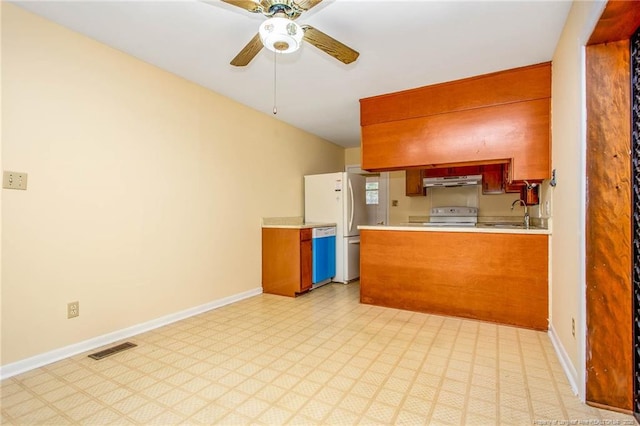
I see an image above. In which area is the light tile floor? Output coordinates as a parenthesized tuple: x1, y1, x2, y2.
(1, 282, 636, 425)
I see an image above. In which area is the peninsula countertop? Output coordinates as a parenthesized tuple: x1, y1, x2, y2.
(358, 223, 551, 235)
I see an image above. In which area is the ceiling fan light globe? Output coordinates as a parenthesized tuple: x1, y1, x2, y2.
(259, 17, 303, 54)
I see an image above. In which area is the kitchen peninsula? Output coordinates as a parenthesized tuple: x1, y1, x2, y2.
(357, 61, 553, 331)
(358, 224, 550, 330)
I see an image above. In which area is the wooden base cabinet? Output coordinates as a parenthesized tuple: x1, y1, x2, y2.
(262, 228, 312, 297)
(360, 230, 549, 330)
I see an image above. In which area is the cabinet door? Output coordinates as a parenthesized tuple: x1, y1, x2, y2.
(504, 163, 522, 193)
(300, 238, 312, 292)
(481, 164, 504, 194)
(423, 165, 481, 177)
(262, 228, 302, 297)
(451, 165, 481, 176)
(405, 169, 425, 196)
(522, 185, 540, 206)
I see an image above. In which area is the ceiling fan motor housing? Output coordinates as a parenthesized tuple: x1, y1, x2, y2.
(259, 17, 303, 53)
(225, 0, 359, 66)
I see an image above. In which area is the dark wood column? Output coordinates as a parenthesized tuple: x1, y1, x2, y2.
(585, 0, 640, 413)
(631, 27, 640, 423)
(585, 38, 632, 412)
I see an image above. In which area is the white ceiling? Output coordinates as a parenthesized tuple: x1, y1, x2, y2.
(13, 0, 572, 148)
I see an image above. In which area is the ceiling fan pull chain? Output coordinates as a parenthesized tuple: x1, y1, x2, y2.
(273, 50, 278, 115)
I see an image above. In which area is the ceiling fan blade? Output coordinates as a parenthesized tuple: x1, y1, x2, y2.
(293, 0, 323, 11)
(230, 33, 263, 66)
(302, 25, 359, 65)
(219, 0, 262, 13)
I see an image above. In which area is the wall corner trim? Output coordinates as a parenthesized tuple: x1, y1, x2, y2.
(548, 324, 580, 397)
(0, 287, 263, 380)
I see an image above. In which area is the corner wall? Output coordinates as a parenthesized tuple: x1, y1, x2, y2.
(1, 4, 344, 368)
(344, 147, 361, 166)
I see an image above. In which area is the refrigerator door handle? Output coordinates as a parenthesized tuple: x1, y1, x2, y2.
(348, 178, 355, 233)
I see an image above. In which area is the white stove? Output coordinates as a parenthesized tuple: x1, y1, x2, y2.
(426, 206, 478, 227)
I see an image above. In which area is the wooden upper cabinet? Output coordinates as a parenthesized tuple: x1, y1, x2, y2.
(412, 163, 506, 196)
(360, 62, 552, 181)
(361, 63, 551, 126)
(423, 165, 481, 177)
(481, 164, 504, 194)
(405, 169, 425, 196)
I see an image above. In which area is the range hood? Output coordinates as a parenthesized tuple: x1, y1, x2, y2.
(422, 174, 482, 188)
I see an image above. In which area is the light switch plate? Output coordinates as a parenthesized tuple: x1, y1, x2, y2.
(3, 171, 28, 190)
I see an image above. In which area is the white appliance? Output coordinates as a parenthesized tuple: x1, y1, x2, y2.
(426, 206, 478, 226)
(304, 172, 371, 283)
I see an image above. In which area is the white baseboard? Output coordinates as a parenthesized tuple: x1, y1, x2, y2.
(548, 324, 579, 396)
(0, 287, 263, 380)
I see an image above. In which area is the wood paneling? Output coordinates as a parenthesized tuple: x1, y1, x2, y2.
(585, 39, 633, 411)
(360, 230, 549, 330)
(588, 0, 640, 45)
(360, 62, 551, 126)
(361, 98, 550, 181)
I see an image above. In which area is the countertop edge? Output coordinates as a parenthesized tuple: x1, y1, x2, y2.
(358, 225, 551, 235)
(262, 222, 337, 229)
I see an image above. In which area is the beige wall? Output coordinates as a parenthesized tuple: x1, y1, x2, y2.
(1, 4, 344, 366)
(550, 0, 606, 395)
(0, 2, 4, 368)
(344, 147, 361, 167)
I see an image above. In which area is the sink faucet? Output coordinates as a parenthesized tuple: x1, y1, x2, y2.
(511, 199, 530, 229)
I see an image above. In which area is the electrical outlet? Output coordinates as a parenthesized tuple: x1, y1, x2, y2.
(67, 301, 79, 319)
(571, 317, 575, 337)
(3, 171, 28, 190)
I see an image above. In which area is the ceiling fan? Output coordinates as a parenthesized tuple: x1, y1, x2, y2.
(220, 0, 359, 66)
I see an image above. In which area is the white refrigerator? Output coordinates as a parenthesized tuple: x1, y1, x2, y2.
(304, 172, 371, 283)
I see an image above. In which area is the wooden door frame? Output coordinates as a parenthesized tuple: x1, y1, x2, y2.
(585, 0, 640, 413)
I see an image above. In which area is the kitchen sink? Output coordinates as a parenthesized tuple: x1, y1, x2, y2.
(477, 222, 526, 228)
(476, 222, 544, 229)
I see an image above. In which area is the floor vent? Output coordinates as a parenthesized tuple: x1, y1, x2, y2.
(88, 342, 137, 360)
